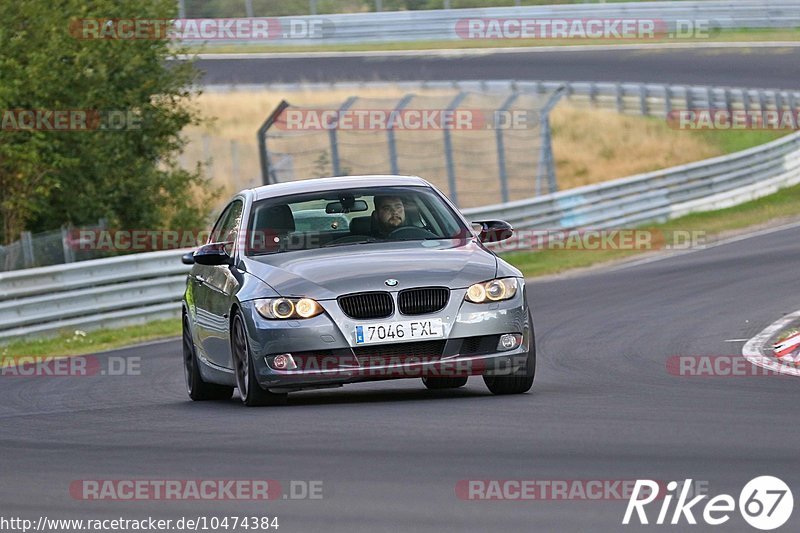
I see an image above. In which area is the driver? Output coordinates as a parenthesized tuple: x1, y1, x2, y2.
(372, 195, 407, 238)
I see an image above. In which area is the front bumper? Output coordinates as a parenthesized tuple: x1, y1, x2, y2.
(239, 284, 532, 391)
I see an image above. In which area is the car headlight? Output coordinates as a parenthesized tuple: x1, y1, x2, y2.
(465, 278, 519, 303)
(255, 298, 324, 319)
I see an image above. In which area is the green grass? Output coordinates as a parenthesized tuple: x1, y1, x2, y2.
(190, 28, 800, 55)
(0, 319, 180, 360)
(689, 129, 788, 155)
(504, 181, 800, 277)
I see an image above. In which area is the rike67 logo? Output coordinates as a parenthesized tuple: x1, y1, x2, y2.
(623, 476, 793, 530)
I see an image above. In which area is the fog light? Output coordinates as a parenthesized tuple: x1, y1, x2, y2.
(497, 334, 522, 351)
(271, 353, 297, 370)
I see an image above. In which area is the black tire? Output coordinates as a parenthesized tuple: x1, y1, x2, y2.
(483, 370, 534, 395)
(422, 376, 468, 389)
(183, 314, 234, 401)
(231, 313, 288, 407)
(483, 313, 536, 395)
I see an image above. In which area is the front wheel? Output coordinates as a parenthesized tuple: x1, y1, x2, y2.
(484, 312, 536, 395)
(483, 372, 534, 395)
(231, 313, 287, 407)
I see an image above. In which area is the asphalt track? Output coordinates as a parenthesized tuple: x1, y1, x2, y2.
(195, 46, 800, 89)
(2, 224, 799, 532)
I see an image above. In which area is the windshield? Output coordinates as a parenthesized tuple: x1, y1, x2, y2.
(245, 186, 467, 255)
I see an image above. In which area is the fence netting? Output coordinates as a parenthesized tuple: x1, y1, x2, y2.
(262, 89, 560, 208)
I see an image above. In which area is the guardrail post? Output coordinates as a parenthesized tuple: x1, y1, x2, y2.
(258, 100, 290, 185)
(758, 90, 766, 113)
(388, 94, 414, 175)
(329, 96, 358, 176)
(61, 226, 75, 264)
(495, 92, 519, 204)
(536, 86, 566, 196)
(776, 91, 784, 113)
(686, 86, 693, 110)
(444, 92, 468, 206)
(589, 82, 597, 108)
(639, 84, 648, 115)
(21, 231, 34, 268)
(706, 87, 714, 110)
(664, 85, 672, 116)
(615, 83, 624, 113)
(790, 92, 798, 113)
(724, 88, 732, 115)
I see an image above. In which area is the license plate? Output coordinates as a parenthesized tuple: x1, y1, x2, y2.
(354, 319, 444, 345)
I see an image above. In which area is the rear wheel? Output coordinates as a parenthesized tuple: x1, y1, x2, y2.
(231, 313, 287, 407)
(422, 376, 468, 389)
(183, 314, 234, 401)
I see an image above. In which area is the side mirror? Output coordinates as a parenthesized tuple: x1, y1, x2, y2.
(181, 252, 195, 265)
(472, 220, 514, 243)
(193, 242, 233, 266)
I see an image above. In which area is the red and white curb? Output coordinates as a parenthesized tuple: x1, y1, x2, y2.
(743, 309, 800, 377)
(774, 331, 800, 362)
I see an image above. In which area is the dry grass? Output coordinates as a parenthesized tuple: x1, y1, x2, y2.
(183, 87, 729, 205)
(549, 105, 720, 189)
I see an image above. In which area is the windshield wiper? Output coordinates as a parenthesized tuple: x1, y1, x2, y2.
(322, 238, 380, 248)
(247, 249, 289, 257)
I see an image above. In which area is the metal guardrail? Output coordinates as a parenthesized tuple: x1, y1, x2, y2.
(199, 1, 800, 46)
(463, 130, 800, 251)
(0, 250, 190, 341)
(228, 80, 800, 120)
(3, 78, 800, 342)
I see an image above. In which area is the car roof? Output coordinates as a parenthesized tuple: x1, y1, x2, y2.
(251, 175, 430, 201)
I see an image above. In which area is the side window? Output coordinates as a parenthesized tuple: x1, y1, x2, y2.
(209, 200, 244, 244)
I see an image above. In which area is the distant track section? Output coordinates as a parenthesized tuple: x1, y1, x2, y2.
(194, 46, 800, 90)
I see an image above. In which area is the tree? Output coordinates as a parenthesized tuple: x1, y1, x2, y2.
(0, 0, 216, 245)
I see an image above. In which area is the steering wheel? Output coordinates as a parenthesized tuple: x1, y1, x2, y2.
(388, 226, 438, 240)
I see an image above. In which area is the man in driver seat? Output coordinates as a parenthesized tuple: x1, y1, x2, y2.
(372, 195, 408, 238)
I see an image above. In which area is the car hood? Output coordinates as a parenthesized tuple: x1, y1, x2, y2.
(242, 238, 497, 300)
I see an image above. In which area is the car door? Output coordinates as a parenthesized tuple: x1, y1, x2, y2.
(194, 200, 244, 369)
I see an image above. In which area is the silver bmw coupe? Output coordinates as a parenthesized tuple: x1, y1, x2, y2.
(181, 175, 535, 406)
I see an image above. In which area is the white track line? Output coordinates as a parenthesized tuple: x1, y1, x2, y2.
(190, 41, 800, 60)
(743, 309, 800, 378)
